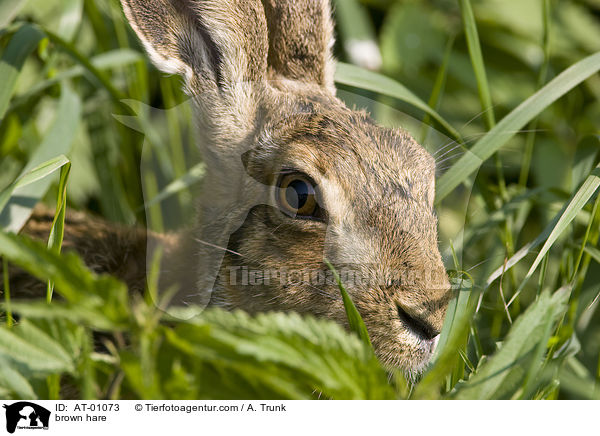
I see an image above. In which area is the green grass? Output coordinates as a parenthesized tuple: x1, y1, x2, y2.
(0, 0, 599, 399)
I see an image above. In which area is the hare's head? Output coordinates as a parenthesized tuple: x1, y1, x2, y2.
(121, 0, 451, 376)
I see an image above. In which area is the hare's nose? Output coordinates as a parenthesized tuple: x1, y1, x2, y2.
(396, 304, 439, 340)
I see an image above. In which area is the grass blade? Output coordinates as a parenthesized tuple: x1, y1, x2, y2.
(584, 245, 600, 265)
(420, 36, 454, 145)
(517, 164, 600, 293)
(459, 0, 495, 129)
(324, 260, 372, 349)
(41, 27, 129, 107)
(334, 62, 463, 143)
(46, 162, 72, 303)
(2, 258, 11, 328)
(486, 164, 600, 292)
(10, 49, 142, 110)
(453, 289, 569, 399)
(436, 51, 600, 203)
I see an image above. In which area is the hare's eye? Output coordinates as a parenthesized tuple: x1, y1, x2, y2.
(276, 173, 322, 220)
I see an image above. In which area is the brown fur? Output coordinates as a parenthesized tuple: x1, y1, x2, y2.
(11, 0, 452, 376)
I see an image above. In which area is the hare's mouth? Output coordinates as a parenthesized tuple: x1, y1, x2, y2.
(407, 332, 440, 357)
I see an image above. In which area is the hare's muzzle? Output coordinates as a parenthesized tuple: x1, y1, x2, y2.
(396, 303, 440, 341)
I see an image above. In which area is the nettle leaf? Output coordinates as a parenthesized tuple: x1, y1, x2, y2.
(0, 355, 37, 399)
(452, 289, 569, 399)
(162, 309, 395, 400)
(0, 232, 131, 329)
(0, 320, 74, 373)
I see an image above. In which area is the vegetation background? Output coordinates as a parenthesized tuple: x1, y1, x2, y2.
(0, 0, 599, 399)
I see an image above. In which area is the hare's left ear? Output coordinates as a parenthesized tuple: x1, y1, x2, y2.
(120, 0, 268, 132)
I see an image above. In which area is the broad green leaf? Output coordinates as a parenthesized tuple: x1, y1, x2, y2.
(0, 155, 70, 214)
(164, 309, 393, 400)
(0, 84, 80, 233)
(334, 62, 462, 142)
(0, 325, 74, 373)
(557, 357, 600, 400)
(433, 273, 472, 362)
(453, 289, 569, 399)
(436, 51, 600, 203)
(0, 24, 44, 119)
(4, 301, 122, 331)
(0, 356, 36, 399)
(11, 319, 74, 370)
(0, 232, 130, 329)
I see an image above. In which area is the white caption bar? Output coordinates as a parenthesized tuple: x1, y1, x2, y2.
(0, 400, 593, 435)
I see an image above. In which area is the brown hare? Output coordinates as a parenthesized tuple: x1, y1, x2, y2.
(16, 0, 452, 377)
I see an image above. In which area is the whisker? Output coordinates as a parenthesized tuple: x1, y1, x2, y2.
(434, 143, 464, 161)
(302, 280, 337, 299)
(435, 152, 465, 167)
(434, 141, 462, 160)
(432, 133, 488, 161)
(436, 165, 455, 172)
(466, 258, 492, 272)
(433, 139, 461, 157)
(194, 238, 243, 257)
(460, 104, 499, 131)
(433, 127, 549, 168)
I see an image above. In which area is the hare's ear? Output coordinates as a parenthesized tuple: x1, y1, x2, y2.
(262, 0, 335, 92)
(120, 0, 268, 94)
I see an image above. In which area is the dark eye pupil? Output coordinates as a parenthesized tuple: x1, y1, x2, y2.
(285, 180, 309, 210)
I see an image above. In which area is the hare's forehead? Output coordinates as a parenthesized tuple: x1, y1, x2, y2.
(263, 115, 436, 201)
(266, 106, 430, 160)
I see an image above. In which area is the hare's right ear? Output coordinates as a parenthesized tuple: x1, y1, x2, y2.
(120, 0, 268, 105)
(262, 0, 336, 92)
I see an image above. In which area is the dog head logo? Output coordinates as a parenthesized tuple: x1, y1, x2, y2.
(3, 402, 50, 433)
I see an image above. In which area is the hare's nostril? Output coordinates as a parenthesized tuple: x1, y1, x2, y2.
(396, 305, 439, 341)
